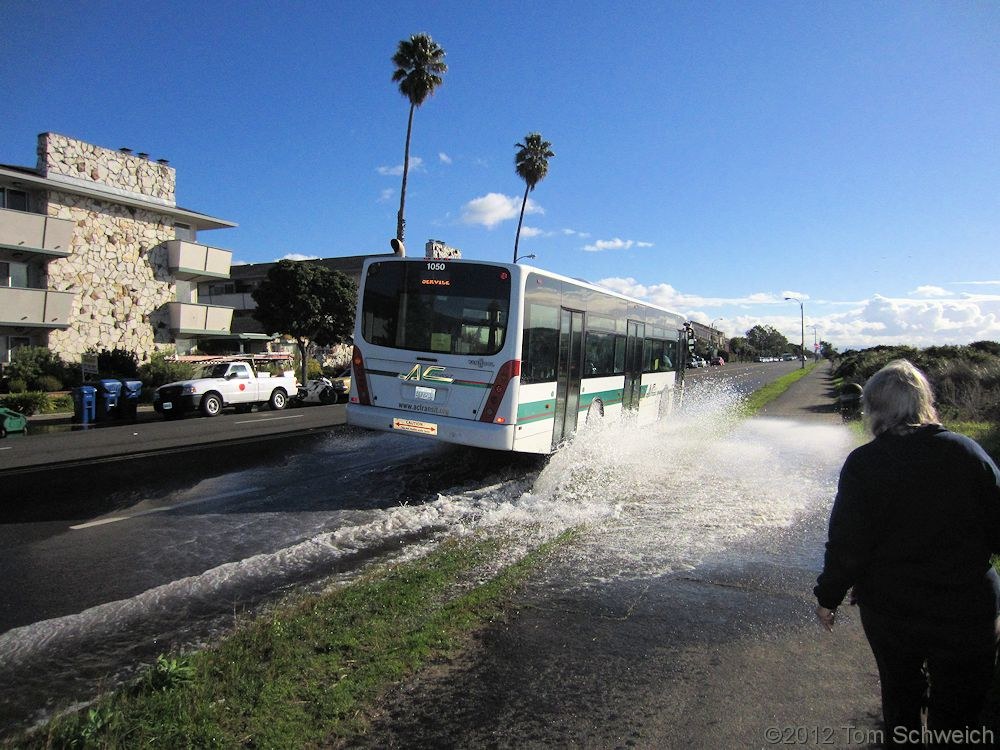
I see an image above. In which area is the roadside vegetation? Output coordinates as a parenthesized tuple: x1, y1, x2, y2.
(9, 533, 572, 749)
(831, 342, 1000, 461)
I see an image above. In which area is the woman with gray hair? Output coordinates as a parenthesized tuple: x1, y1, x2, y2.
(814, 359, 1000, 744)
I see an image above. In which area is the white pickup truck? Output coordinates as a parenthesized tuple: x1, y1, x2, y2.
(153, 360, 298, 418)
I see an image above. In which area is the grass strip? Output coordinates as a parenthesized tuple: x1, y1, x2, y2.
(738, 361, 818, 416)
(18, 532, 571, 749)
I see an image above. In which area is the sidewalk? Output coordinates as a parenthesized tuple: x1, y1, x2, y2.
(358, 362, 883, 748)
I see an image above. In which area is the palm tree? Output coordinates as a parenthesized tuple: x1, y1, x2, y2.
(391, 33, 447, 245)
(513, 132, 554, 262)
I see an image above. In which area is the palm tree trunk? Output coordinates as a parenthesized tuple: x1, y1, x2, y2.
(397, 103, 416, 243)
(513, 183, 530, 262)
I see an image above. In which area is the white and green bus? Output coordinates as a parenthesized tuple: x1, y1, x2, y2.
(346, 257, 688, 454)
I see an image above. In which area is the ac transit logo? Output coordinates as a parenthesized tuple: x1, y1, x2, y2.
(399, 364, 454, 383)
(467, 358, 495, 369)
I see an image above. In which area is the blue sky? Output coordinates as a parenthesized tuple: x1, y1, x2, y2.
(2, 0, 997, 350)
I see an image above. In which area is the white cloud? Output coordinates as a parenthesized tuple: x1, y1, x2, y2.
(377, 156, 424, 176)
(519, 226, 544, 238)
(562, 228, 591, 238)
(378, 188, 394, 203)
(277, 253, 320, 261)
(461, 193, 541, 229)
(911, 285, 949, 298)
(951, 280, 1000, 287)
(583, 237, 653, 252)
(438, 152, 452, 164)
(594, 277, 1000, 349)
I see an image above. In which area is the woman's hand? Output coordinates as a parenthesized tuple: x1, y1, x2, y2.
(816, 606, 836, 631)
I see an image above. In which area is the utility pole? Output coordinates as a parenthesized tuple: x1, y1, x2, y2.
(784, 297, 805, 369)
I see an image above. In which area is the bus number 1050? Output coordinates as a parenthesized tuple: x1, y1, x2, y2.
(426, 262, 446, 271)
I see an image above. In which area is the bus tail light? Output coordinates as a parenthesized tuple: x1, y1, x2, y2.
(352, 346, 372, 406)
(479, 359, 520, 423)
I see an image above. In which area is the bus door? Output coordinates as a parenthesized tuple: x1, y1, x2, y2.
(551, 308, 584, 449)
(622, 320, 645, 410)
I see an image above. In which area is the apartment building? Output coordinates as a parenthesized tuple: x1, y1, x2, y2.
(0, 132, 237, 369)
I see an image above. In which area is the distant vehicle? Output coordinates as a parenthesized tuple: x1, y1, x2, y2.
(687, 356, 707, 368)
(297, 369, 351, 405)
(781, 353, 794, 361)
(153, 359, 298, 418)
(710, 356, 725, 366)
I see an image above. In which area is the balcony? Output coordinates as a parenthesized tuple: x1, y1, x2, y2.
(0, 208, 73, 259)
(167, 240, 232, 281)
(0, 286, 75, 329)
(167, 302, 233, 336)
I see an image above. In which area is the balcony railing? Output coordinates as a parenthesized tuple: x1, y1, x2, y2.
(167, 240, 232, 281)
(0, 208, 73, 258)
(167, 302, 233, 336)
(0, 286, 74, 328)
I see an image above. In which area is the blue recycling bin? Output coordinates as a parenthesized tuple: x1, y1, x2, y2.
(119, 379, 143, 421)
(92, 379, 123, 421)
(72, 385, 97, 425)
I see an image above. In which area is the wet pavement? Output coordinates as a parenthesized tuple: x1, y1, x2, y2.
(360, 363, 884, 749)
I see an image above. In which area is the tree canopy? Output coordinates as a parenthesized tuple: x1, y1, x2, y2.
(513, 132, 554, 261)
(251, 261, 357, 385)
(744, 324, 790, 357)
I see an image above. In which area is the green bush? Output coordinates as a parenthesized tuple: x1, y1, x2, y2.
(96, 348, 139, 377)
(138, 352, 195, 389)
(7, 378, 28, 394)
(36, 374, 64, 392)
(0, 391, 50, 416)
(5, 346, 69, 389)
(833, 343, 1000, 423)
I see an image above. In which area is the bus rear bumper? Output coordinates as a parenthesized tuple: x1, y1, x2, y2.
(346, 404, 515, 451)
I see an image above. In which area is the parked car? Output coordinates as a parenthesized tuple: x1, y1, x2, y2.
(153, 360, 297, 418)
(710, 356, 725, 366)
(687, 356, 707, 368)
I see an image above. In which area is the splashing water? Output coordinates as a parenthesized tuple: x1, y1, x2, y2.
(0, 380, 856, 736)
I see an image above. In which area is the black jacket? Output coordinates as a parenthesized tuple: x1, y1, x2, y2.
(814, 426, 1000, 626)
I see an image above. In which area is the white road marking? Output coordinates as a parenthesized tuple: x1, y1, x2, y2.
(234, 414, 304, 425)
(70, 486, 265, 530)
(0, 446, 13, 451)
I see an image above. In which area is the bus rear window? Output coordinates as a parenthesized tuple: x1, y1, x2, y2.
(361, 261, 511, 356)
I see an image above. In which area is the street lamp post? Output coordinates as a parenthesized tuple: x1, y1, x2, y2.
(710, 317, 722, 359)
(784, 296, 804, 369)
(514, 252, 536, 263)
(810, 324, 820, 361)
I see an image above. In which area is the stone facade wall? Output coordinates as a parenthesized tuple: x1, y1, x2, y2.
(44, 193, 178, 364)
(38, 132, 176, 205)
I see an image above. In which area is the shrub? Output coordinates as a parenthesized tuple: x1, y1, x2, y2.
(138, 352, 195, 389)
(5, 346, 69, 389)
(307, 358, 323, 379)
(8, 378, 27, 393)
(36, 374, 64, 392)
(96, 348, 139, 377)
(0, 391, 50, 416)
(832, 343, 1000, 423)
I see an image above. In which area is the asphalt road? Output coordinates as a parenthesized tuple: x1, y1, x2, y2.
(0, 401, 348, 474)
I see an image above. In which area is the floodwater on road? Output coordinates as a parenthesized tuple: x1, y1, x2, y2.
(0, 373, 855, 738)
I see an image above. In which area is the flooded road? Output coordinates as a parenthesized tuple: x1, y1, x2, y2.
(0, 362, 825, 738)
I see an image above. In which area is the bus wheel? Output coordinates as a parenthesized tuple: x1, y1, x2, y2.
(587, 399, 605, 423)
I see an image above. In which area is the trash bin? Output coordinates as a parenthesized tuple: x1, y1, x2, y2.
(72, 385, 97, 425)
(118, 379, 143, 421)
(0, 406, 28, 437)
(92, 379, 123, 421)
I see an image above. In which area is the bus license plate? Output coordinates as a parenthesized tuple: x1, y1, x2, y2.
(414, 386, 435, 401)
(393, 418, 438, 436)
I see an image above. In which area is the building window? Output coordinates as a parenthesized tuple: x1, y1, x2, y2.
(0, 187, 29, 211)
(0, 261, 29, 288)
